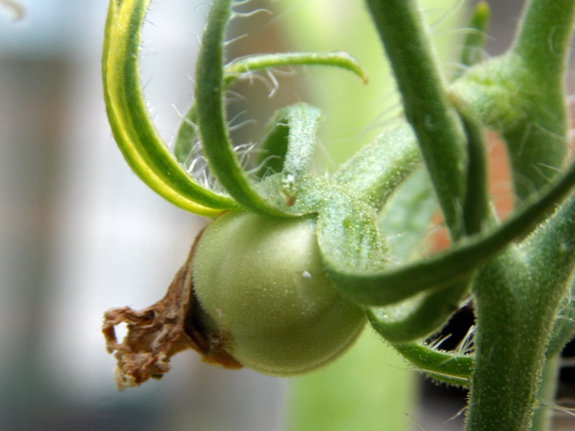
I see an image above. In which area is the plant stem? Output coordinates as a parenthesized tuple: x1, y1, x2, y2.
(468, 276, 561, 431)
(513, 0, 575, 79)
(530, 357, 560, 431)
(467, 249, 549, 431)
(467, 189, 575, 431)
(365, 0, 467, 238)
(503, 0, 575, 200)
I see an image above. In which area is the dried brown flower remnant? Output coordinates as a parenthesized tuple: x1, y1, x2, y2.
(102, 230, 242, 390)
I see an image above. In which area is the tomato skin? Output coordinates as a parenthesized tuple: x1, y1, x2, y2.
(192, 211, 366, 376)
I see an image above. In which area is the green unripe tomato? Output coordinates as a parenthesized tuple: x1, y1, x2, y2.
(192, 211, 366, 376)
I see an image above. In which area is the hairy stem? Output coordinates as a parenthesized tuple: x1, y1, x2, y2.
(365, 0, 467, 238)
(513, 0, 575, 79)
(467, 248, 546, 431)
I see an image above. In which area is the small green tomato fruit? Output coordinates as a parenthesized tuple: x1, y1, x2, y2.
(192, 211, 367, 376)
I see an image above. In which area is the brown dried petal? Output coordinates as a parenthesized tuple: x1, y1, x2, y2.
(102, 227, 242, 391)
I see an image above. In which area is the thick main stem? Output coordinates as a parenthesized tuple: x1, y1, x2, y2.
(467, 191, 575, 431)
(467, 250, 553, 431)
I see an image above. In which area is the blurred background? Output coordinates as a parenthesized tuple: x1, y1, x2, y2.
(1, 0, 573, 430)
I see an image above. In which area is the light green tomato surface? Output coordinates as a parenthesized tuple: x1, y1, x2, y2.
(193, 211, 367, 376)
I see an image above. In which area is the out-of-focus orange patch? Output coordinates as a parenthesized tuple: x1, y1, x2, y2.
(430, 131, 514, 252)
(487, 132, 514, 221)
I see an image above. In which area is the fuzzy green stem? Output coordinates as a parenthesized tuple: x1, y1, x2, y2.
(467, 188, 575, 431)
(450, 0, 575, 202)
(467, 248, 545, 431)
(333, 124, 419, 209)
(365, 0, 467, 238)
(513, 0, 575, 79)
(468, 265, 562, 431)
(495, 0, 575, 201)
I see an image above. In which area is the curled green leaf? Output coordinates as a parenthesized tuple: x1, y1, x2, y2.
(368, 280, 470, 344)
(254, 109, 291, 179)
(224, 51, 368, 85)
(393, 343, 473, 387)
(252, 103, 322, 206)
(174, 104, 199, 165)
(175, 51, 366, 169)
(103, 0, 237, 216)
(279, 104, 322, 206)
(194, 0, 289, 217)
